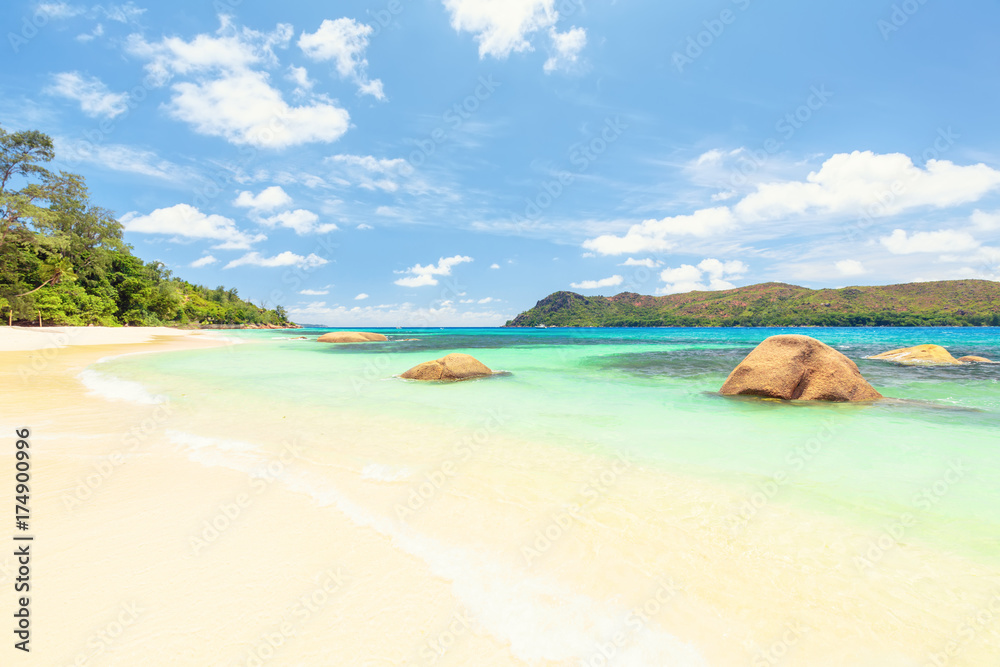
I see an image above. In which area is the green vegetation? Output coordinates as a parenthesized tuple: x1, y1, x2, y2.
(0, 125, 292, 327)
(505, 282, 1000, 328)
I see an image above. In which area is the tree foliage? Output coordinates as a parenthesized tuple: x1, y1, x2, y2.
(0, 125, 291, 327)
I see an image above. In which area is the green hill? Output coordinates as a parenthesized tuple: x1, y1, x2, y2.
(504, 281, 1000, 328)
(0, 124, 293, 328)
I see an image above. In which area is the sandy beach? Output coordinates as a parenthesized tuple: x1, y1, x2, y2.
(3, 327, 999, 666)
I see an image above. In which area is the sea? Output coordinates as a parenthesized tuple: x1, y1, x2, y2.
(81, 326, 1000, 665)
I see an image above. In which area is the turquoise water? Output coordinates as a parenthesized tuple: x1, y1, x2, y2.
(99, 327, 1000, 561)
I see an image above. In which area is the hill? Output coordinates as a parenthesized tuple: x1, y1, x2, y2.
(504, 280, 1000, 327)
(0, 125, 293, 328)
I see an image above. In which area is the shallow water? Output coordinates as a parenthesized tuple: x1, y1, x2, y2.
(85, 327, 1000, 664)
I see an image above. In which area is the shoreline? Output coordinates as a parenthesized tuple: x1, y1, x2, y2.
(4, 330, 1000, 664)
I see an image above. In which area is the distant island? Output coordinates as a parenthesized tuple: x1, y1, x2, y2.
(504, 280, 1000, 328)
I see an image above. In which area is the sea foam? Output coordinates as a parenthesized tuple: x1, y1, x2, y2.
(167, 429, 706, 666)
(78, 369, 166, 405)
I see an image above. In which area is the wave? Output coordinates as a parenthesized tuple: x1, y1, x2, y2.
(166, 429, 706, 666)
(77, 369, 166, 405)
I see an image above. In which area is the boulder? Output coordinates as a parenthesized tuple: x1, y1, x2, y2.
(317, 331, 388, 343)
(865, 344, 961, 365)
(958, 355, 996, 363)
(720, 334, 882, 402)
(400, 353, 494, 381)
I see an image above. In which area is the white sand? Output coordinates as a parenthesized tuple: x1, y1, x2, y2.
(0, 325, 221, 352)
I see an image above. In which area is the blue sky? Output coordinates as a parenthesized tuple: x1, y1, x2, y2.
(3, 0, 999, 325)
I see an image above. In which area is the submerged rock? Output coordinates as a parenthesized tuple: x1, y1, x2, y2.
(865, 344, 961, 365)
(957, 355, 996, 363)
(720, 334, 882, 402)
(400, 353, 494, 381)
(317, 331, 388, 343)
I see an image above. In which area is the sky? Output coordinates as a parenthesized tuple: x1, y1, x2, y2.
(2, 0, 999, 326)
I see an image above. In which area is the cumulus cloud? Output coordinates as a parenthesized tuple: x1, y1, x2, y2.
(46, 72, 128, 118)
(224, 251, 328, 269)
(300, 289, 329, 295)
(233, 185, 293, 212)
(394, 255, 473, 287)
(490, 263, 500, 269)
(880, 229, 981, 255)
(287, 300, 505, 327)
(621, 258, 662, 269)
(190, 255, 218, 268)
(126, 18, 351, 148)
(443, 0, 558, 59)
(835, 259, 867, 276)
(657, 258, 747, 295)
(544, 26, 586, 73)
(354, 293, 369, 300)
(298, 18, 384, 99)
(259, 209, 339, 235)
(583, 207, 734, 255)
(570, 275, 624, 290)
(584, 151, 1000, 256)
(121, 203, 264, 249)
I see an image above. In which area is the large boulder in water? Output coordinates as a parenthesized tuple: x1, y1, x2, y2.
(400, 353, 494, 381)
(865, 344, 960, 365)
(317, 331, 388, 343)
(720, 335, 882, 402)
(958, 355, 996, 363)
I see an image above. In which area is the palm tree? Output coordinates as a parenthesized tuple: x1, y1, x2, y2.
(15, 255, 76, 297)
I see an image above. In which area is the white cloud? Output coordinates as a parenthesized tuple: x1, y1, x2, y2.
(972, 209, 1000, 231)
(298, 18, 385, 99)
(880, 229, 981, 255)
(490, 263, 500, 269)
(583, 150, 1000, 256)
(224, 251, 328, 269)
(100, 2, 145, 24)
(355, 293, 369, 300)
(327, 154, 413, 192)
(657, 258, 747, 295)
(46, 72, 128, 119)
(127, 19, 351, 149)
(570, 275, 624, 290)
(621, 258, 662, 269)
(583, 207, 734, 255)
(300, 289, 329, 295)
(477, 297, 495, 303)
(443, 0, 558, 59)
(36, 2, 85, 19)
(233, 185, 293, 212)
(394, 255, 473, 287)
(121, 203, 264, 249)
(190, 255, 217, 268)
(287, 301, 505, 327)
(544, 26, 586, 73)
(285, 65, 313, 96)
(357, 223, 374, 230)
(260, 209, 339, 235)
(734, 150, 1000, 221)
(835, 259, 866, 276)
(54, 138, 191, 181)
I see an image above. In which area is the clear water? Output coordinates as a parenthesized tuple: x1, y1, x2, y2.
(96, 327, 1000, 562)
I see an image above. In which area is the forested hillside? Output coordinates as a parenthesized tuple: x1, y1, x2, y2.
(506, 281, 1000, 327)
(0, 125, 291, 327)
